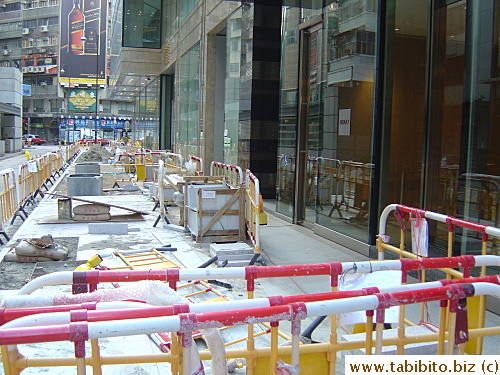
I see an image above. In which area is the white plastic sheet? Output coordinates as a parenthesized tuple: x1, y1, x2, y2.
(337, 270, 402, 326)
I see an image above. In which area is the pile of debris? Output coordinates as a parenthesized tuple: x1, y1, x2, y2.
(4, 234, 69, 263)
(78, 144, 113, 162)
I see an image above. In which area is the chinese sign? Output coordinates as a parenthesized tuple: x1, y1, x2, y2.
(68, 89, 97, 111)
(59, 117, 125, 129)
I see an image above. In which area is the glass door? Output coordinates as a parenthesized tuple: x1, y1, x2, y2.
(295, 21, 323, 225)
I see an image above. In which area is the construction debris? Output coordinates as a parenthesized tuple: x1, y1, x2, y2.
(5, 234, 70, 262)
(78, 144, 113, 162)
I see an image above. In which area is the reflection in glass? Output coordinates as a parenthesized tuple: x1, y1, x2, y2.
(178, 44, 200, 158)
(123, 0, 161, 48)
(224, 9, 242, 166)
(277, 1, 376, 242)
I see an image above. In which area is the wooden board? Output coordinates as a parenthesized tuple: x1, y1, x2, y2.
(45, 192, 149, 215)
(38, 213, 145, 224)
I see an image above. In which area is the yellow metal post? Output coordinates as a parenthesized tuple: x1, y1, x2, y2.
(269, 322, 279, 375)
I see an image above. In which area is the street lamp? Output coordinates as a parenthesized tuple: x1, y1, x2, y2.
(60, 66, 71, 144)
(81, 34, 99, 143)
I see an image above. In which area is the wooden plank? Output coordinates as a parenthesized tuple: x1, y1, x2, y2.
(45, 192, 149, 215)
(200, 189, 240, 237)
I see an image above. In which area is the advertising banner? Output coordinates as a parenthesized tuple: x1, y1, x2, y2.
(59, 0, 107, 86)
(60, 117, 125, 129)
(22, 84, 32, 96)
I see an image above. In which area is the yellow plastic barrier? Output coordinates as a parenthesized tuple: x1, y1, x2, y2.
(0, 169, 18, 228)
(377, 204, 500, 355)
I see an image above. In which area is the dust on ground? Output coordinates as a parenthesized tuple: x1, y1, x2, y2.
(0, 237, 79, 290)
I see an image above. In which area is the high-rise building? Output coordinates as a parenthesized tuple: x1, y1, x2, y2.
(0, 0, 132, 145)
(108, 0, 500, 258)
(0, 0, 61, 142)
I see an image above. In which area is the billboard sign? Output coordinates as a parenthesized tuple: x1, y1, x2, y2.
(59, 0, 107, 86)
(22, 84, 32, 96)
(59, 117, 125, 129)
(68, 89, 97, 111)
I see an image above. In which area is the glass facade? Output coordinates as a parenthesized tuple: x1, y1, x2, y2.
(177, 43, 200, 156)
(278, 0, 500, 257)
(123, 0, 161, 48)
(131, 76, 160, 149)
(278, 0, 376, 242)
(223, 9, 242, 166)
(156, 0, 499, 260)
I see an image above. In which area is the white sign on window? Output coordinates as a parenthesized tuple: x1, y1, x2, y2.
(338, 109, 351, 136)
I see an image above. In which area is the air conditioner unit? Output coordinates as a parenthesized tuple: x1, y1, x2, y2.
(22, 28, 30, 35)
(2, 50, 9, 55)
(39, 48, 46, 53)
(41, 25, 48, 32)
(40, 82, 47, 86)
(27, 66, 34, 72)
(21, 67, 28, 73)
(27, 49, 33, 54)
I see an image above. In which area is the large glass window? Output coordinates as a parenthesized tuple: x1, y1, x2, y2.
(223, 9, 242, 166)
(457, 1, 500, 257)
(277, 6, 301, 218)
(162, 0, 178, 40)
(380, 0, 429, 244)
(123, 0, 161, 48)
(178, 43, 200, 157)
(179, 0, 200, 22)
(278, 1, 377, 243)
(131, 77, 160, 149)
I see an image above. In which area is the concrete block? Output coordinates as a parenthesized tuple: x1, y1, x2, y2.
(210, 242, 254, 256)
(58, 198, 72, 219)
(211, 242, 254, 267)
(75, 163, 100, 174)
(67, 174, 103, 196)
(88, 223, 128, 235)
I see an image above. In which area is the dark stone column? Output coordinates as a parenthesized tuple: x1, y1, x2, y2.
(240, 0, 281, 198)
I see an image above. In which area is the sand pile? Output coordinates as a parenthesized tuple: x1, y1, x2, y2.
(78, 144, 113, 162)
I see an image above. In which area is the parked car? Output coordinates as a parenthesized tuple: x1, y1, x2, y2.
(22, 134, 47, 145)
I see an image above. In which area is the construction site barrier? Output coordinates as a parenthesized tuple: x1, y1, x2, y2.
(164, 152, 184, 173)
(0, 256, 498, 374)
(0, 169, 18, 236)
(377, 203, 500, 355)
(112, 151, 190, 186)
(278, 155, 374, 221)
(0, 145, 80, 241)
(190, 156, 203, 175)
(210, 161, 244, 187)
(246, 169, 261, 254)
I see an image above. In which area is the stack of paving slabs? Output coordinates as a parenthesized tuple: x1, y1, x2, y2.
(5, 234, 69, 262)
(73, 203, 111, 221)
